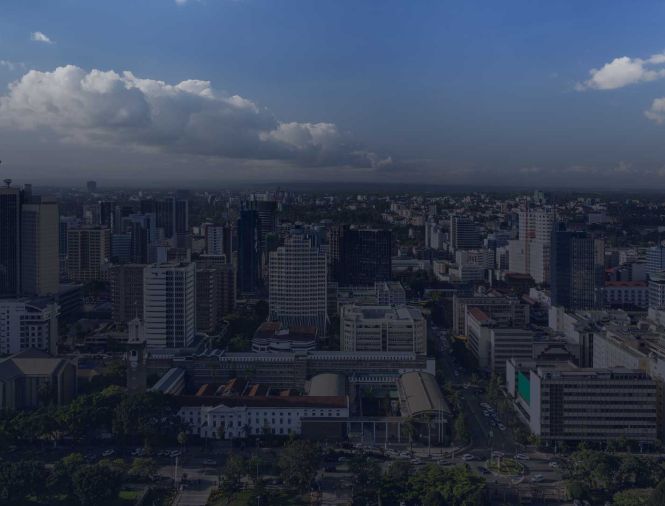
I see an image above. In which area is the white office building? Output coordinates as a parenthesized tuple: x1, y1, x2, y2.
(269, 232, 328, 336)
(341, 304, 426, 354)
(0, 298, 59, 355)
(143, 262, 196, 349)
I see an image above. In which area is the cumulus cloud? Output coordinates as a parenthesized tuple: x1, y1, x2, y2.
(0, 65, 388, 169)
(30, 31, 53, 44)
(646, 97, 665, 123)
(0, 60, 25, 72)
(578, 51, 665, 90)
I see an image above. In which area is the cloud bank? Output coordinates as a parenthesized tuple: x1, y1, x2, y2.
(0, 65, 389, 170)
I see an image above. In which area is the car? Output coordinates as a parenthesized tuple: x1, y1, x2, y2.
(548, 461, 559, 468)
(491, 451, 505, 458)
(515, 453, 530, 460)
(498, 424, 506, 431)
(480, 402, 490, 409)
(131, 448, 145, 457)
(478, 466, 491, 475)
(102, 449, 115, 457)
(531, 474, 544, 483)
(462, 454, 475, 461)
(410, 458, 423, 465)
(337, 456, 348, 463)
(202, 459, 216, 466)
(169, 450, 181, 458)
(437, 459, 452, 466)
(398, 452, 410, 459)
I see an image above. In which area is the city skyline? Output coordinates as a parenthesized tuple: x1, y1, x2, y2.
(2, 1, 665, 187)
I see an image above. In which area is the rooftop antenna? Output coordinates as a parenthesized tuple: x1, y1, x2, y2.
(1, 160, 11, 188)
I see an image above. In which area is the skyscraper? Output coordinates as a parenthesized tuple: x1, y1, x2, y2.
(0, 181, 22, 297)
(110, 264, 145, 323)
(550, 223, 604, 310)
(143, 262, 196, 349)
(332, 225, 392, 286)
(269, 231, 327, 336)
(248, 199, 277, 250)
(66, 227, 111, 282)
(140, 194, 189, 247)
(450, 215, 482, 252)
(20, 196, 59, 296)
(237, 209, 260, 294)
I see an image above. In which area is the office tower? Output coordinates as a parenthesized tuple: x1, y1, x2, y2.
(333, 226, 392, 286)
(122, 213, 157, 264)
(140, 195, 189, 247)
(143, 262, 196, 349)
(248, 199, 277, 250)
(86, 180, 97, 193)
(0, 180, 23, 297)
(449, 215, 482, 252)
(340, 304, 426, 353)
(269, 232, 327, 336)
(649, 271, 665, 309)
(511, 207, 554, 283)
(196, 263, 235, 335)
(237, 209, 260, 294)
(20, 197, 59, 296)
(0, 298, 59, 355)
(550, 224, 604, 310)
(66, 227, 111, 282)
(110, 264, 145, 323)
(203, 224, 229, 257)
(98, 201, 115, 228)
(647, 245, 665, 278)
(111, 233, 132, 263)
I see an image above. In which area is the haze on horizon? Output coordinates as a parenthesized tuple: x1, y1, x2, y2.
(2, 0, 665, 189)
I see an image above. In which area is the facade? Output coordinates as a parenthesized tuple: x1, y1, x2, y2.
(453, 294, 530, 337)
(269, 232, 327, 336)
(110, 264, 145, 323)
(196, 264, 236, 335)
(143, 263, 196, 349)
(66, 227, 111, 282)
(251, 321, 317, 353)
(332, 226, 392, 286)
(0, 298, 59, 355)
(237, 209, 260, 294)
(506, 359, 658, 444)
(20, 197, 59, 296)
(0, 182, 22, 297)
(340, 304, 426, 354)
(449, 216, 481, 252)
(647, 245, 665, 278)
(603, 281, 648, 308)
(178, 395, 348, 440)
(649, 271, 665, 309)
(514, 208, 554, 283)
(550, 225, 604, 310)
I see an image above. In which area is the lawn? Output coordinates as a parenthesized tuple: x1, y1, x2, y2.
(486, 457, 523, 475)
(207, 489, 308, 506)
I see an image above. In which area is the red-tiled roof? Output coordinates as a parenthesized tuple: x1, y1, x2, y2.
(176, 395, 347, 409)
(468, 307, 491, 322)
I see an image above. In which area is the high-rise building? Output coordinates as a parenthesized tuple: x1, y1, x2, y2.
(647, 245, 665, 279)
(0, 181, 23, 297)
(332, 226, 392, 286)
(237, 209, 260, 294)
(66, 227, 111, 282)
(196, 263, 235, 335)
(110, 264, 145, 323)
(511, 207, 554, 283)
(269, 232, 327, 336)
(86, 180, 97, 193)
(340, 304, 426, 353)
(20, 197, 59, 296)
(98, 201, 115, 228)
(140, 195, 189, 247)
(143, 262, 196, 349)
(248, 199, 277, 251)
(449, 216, 481, 252)
(550, 224, 604, 310)
(0, 298, 59, 355)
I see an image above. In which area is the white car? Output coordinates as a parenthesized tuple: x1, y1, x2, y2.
(102, 449, 115, 457)
(515, 453, 530, 461)
(203, 459, 217, 466)
(170, 450, 181, 458)
(548, 461, 559, 468)
(462, 453, 475, 461)
(410, 458, 423, 465)
(498, 424, 506, 431)
(491, 451, 505, 458)
(531, 474, 544, 483)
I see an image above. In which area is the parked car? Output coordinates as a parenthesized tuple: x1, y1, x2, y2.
(462, 454, 475, 461)
(102, 449, 115, 457)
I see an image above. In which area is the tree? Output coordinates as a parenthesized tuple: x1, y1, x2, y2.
(649, 478, 665, 506)
(278, 440, 321, 492)
(221, 453, 246, 496)
(73, 462, 124, 506)
(349, 455, 382, 505)
(177, 431, 188, 453)
(129, 457, 158, 482)
(454, 414, 470, 444)
(403, 417, 418, 452)
(0, 460, 48, 504)
(613, 488, 651, 506)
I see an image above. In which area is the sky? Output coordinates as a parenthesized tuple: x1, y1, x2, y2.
(2, 0, 665, 188)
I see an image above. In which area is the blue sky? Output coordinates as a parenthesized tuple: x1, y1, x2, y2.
(2, 0, 665, 187)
